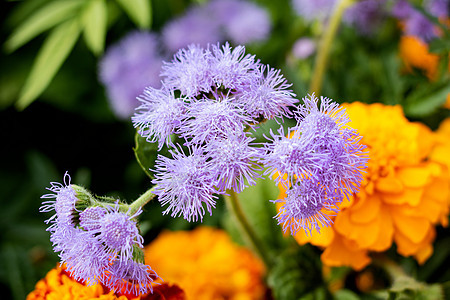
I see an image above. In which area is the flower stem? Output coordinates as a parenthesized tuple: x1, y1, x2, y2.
(129, 186, 158, 215)
(309, 0, 354, 95)
(224, 190, 272, 268)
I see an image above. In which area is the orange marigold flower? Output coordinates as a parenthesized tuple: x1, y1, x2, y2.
(144, 226, 266, 300)
(284, 102, 450, 270)
(26, 264, 185, 300)
(399, 35, 440, 80)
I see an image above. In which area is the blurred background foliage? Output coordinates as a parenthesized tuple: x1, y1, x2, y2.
(1, 0, 449, 299)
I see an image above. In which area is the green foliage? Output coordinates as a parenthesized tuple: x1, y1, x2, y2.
(4, 0, 153, 109)
(82, 0, 108, 55)
(16, 18, 82, 110)
(115, 0, 152, 29)
(267, 244, 325, 300)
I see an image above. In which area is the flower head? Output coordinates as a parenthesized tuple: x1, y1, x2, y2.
(133, 85, 186, 150)
(287, 102, 450, 270)
(292, 0, 337, 22)
(205, 134, 262, 193)
(41, 173, 160, 295)
(152, 147, 218, 222)
(264, 94, 368, 235)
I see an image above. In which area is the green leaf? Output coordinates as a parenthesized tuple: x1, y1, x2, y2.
(235, 175, 286, 251)
(16, 18, 81, 110)
(404, 83, 450, 117)
(82, 0, 107, 55)
(4, 0, 83, 53)
(115, 0, 152, 28)
(267, 244, 324, 300)
(133, 132, 158, 179)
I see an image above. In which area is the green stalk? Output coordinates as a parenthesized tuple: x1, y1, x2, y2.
(128, 185, 157, 215)
(309, 0, 354, 95)
(224, 189, 272, 268)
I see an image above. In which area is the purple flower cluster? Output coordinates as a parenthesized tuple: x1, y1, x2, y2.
(40, 172, 158, 295)
(262, 94, 368, 235)
(133, 43, 297, 222)
(133, 43, 368, 235)
(162, 0, 271, 52)
(99, 31, 164, 119)
(392, 0, 449, 42)
(292, 0, 337, 22)
(344, 0, 389, 34)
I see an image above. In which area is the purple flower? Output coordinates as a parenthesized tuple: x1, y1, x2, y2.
(262, 94, 368, 235)
(104, 258, 159, 295)
(272, 179, 340, 235)
(161, 44, 214, 98)
(162, 6, 224, 53)
(292, 0, 337, 22)
(344, 0, 388, 34)
(41, 173, 160, 295)
(291, 38, 316, 59)
(210, 0, 271, 45)
(179, 94, 251, 145)
(205, 134, 262, 193)
(391, 0, 448, 41)
(152, 146, 219, 222)
(132, 86, 186, 150)
(237, 64, 297, 120)
(210, 43, 259, 90)
(82, 204, 144, 263)
(40, 172, 78, 227)
(99, 31, 164, 119)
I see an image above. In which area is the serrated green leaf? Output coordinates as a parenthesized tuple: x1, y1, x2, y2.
(115, 0, 152, 28)
(404, 84, 450, 117)
(16, 18, 81, 110)
(82, 0, 107, 55)
(4, 0, 83, 53)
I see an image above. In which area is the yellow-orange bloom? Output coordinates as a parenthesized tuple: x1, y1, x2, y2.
(399, 35, 440, 80)
(144, 226, 266, 300)
(26, 265, 185, 300)
(287, 102, 449, 270)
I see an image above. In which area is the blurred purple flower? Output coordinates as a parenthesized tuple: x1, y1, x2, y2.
(292, 38, 316, 59)
(292, 0, 337, 22)
(162, 6, 224, 53)
(344, 0, 388, 34)
(99, 31, 164, 119)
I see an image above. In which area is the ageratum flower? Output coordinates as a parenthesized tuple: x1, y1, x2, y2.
(152, 146, 219, 222)
(263, 94, 368, 234)
(132, 85, 186, 150)
(291, 103, 450, 270)
(40, 173, 159, 295)
(134, 43, 298, 221)
(205, 134, 262, 193)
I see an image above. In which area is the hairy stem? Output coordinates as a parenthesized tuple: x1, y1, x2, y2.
(129, 186, 158, 215)
(224, 190, 272, 268)
(309, 0, 354, 95)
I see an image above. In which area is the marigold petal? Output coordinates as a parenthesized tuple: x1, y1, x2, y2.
(293, 223, 335, 247)
(368, 204, 394, 251)
(375, 174, 403, 194)
(391, 208, 431, 244)
(321, 233, 371, 271)
(350, 194, 381, 223)
(335, 208, 380, 248)
(397, 166, 431, 188)
(382, 186, 424, 206)
(394, 227, 435, 258)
